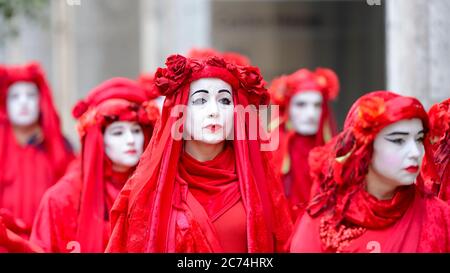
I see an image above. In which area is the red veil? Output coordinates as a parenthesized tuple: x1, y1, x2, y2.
(31, 78, 159, 252)
(106, 55, 292, 253)
(0, 62, 74, 229)
(422, 98, 450, 201)
(269, 68, 339, 218)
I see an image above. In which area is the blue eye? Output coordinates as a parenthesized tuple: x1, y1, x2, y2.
(219, 98, 232, 105)
(192, 98, 207, 105)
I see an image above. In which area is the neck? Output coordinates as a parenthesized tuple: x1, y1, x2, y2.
(12, 123, 42, 146)
(365, 166, 398, 200)
(185, 140, 225, 162)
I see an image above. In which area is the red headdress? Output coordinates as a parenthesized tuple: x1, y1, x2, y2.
(269, 67, 339, 141)
(0, 62, 73, 179)
(72, 78, 159, 252)
(187, 47, 252, 66)
(307, 91, 432, 224)
(268, 68, 340, 218)
(422, 98, 450, 200)
(106, 54, 292, 252)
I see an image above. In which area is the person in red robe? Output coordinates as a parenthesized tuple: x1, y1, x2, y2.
(30, 78, 160, 253)
(269, 68, 339, 220)
(290, 91, 450, 253)
(0, 62, 75, 243)
(421, 98, 449, 201)
(105, 54, 292, 253)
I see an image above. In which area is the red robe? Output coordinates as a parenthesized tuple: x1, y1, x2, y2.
(0, 129, 66, 230)
(290, 187, 450, 253)
(0, 63, 75, 234)
(173, 145, 247, 252)
(30, 161, 130, 253)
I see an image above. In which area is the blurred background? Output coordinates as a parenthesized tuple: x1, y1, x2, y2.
(1, 0, 449, 149)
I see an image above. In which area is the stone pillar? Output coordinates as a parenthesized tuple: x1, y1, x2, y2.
(386, 0, 450, 109)
(51, 0, 78, 148)
(139, 0, 211, 72)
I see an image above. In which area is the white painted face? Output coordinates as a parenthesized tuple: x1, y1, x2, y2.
(103, 121, 145, 170)
(185, 78, 234, 144)
(6, 82, 40, 127)
(371, 118, 425, 186)
(289, 91, 323, 135)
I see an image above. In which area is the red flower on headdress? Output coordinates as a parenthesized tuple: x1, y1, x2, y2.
(154, 54, 269, 105)
(76, 107, 101, 137)
(238, 66, 268, 104)
(315, 68, 339, 100)
(154, 55, 192, 97)
(353, 96, 386, 144)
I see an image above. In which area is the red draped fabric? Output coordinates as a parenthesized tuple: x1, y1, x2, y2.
(173, 144, 246, 252)
(269, 68, 339, 220)
(30, 78, 158, 253)
(291, 187, 450, 253)
(30, 159, 133, 252)
(106, 55, 292, 253)
(421, 98, 449, 201)
(290, 91, 450, 253)
(0, 63, 74, 235)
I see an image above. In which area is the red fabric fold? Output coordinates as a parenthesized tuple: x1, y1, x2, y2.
(291, 188, 450, 253)
(106, 55, 293, 253)
(30, 78, 157, 253)
(177, 144, 240, 221)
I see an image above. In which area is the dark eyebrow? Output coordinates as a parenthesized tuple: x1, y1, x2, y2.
(386, 132, 409, 137)
(109, 125, 125, 130)
(218, 89, 231, 95)
(385, 130, 425, 137)
(191, 90, 209, 96)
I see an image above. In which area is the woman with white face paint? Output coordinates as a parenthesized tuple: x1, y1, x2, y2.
(0, 63, 74, 251)
(30, 78, 159, 253)
(290, 91, 450, 253)
(106, 54, 292, 253)
(269, 68, 339, 220)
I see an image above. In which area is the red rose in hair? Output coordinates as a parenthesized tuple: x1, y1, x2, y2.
(166, 54, 188, 81)
(353, 96, 386, 144)
(188, 59, 204, 73)
(155, 55, 192, 97)
(238, 66, 269, 104)
(206, 56, 227, 68)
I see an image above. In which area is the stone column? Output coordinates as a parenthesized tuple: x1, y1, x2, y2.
(51, 0, 78, 148)
(386, 0, 450, 109)
(139, 0, 211, 72)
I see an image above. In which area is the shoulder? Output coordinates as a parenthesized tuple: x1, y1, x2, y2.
(40, 166, 82, 209)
